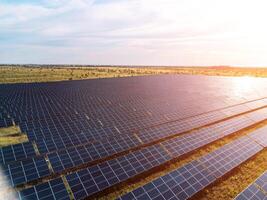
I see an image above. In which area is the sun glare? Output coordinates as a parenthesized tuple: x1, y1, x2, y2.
(230, 76, 263, 98)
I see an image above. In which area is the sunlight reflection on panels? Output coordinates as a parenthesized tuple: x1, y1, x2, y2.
(230, 77, 266, 98)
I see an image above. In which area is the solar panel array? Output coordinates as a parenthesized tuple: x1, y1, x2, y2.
(235, 171, 267, 200)
(64, 109, 267, 199)
(0, 75, 267, 199)
(119, 135, 263, 200)
(0, 142, 36, 165)
(18, 177, 70, 200)
(3, 157, 50, 186)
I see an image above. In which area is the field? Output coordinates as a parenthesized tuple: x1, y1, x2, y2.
(0, 67, 267, 200)
(0, 65, 267, 83)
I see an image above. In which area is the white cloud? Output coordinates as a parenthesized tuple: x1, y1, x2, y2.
(1, 0, 267, 65)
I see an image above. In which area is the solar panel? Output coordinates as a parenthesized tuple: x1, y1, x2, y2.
(119, 136, 262, 200)
(119, 160, 215, 200)
(254, 172, 267, 192)
(246, 108, 267, 122)
(4, 157, 51, 186)
(249, 126, 267, 147)
(221, 104, 251, 117)
(198, 136, 262, 179)
(48, 134, 142, 173)
(35, 125, 141, 154)
(0, 142, 36, 165)
(137, 107, 259, 145)
(245, 99, 267, 110)
(66, 144, 171, 199)
(0, 118, 13, 128)
(0, 74, 267, 200)
(235, 171, 267, 200)
(19, 177, 70, 200)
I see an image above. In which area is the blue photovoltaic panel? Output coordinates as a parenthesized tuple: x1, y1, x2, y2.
(66, 144, 171, 199)
(48, 133, 142, 173)
(249, 126, 267, 147)
(235, 171, 267, 200)
(254, 172, 267, 193)
(119, 160, 215, 200)
(4, 157, 50, 186)
(0, 142, 36, 165)
(0, 118, 13, 128)
(19, 177, 70, 200)
(119, 136, 263, 200)
(0, 74, 267, 200)
(198, 136, 262, 179)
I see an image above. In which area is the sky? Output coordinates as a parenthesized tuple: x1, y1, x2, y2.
(1, 0, 267, 66)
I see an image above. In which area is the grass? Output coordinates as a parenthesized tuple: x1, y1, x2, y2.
(0, 66, 267, 84)
(0, 126, 28, 147)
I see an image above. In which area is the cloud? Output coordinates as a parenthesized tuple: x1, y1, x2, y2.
(1, 0, 267, 65)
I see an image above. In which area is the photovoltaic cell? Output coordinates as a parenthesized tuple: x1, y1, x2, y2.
(254, 172, 267, 193)
(0, 75, 267, 199)
(3, 157, 50, 186)
(0, 142, 36, 165)
(249, 126, 267, 147)
(198, 136, 262, 179)
(48, 133, 141, 173)
(235, 171, 267, 200)
(66, 144, 171, 199)
(119, 160, 215, 200)
(161, 115, 254, 158)
(119, 136, 263, 200)
(19, 177, 70, 200)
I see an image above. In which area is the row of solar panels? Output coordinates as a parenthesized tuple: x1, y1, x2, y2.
(0, 104, 265, 172)
(118, 127, 267, 200)
(0, 76, 267, 199)
(6, 99, 267, 166)
(8, 123, 266, 200)
(1, 91, 226, 130)
(1, 81, 266, 150)
(2, 106, 266, 189)
(0, 86, 239, 123)
(1, 108, 266, 198)
(18, 99, 267, 149)
(14, 98, 267, 139)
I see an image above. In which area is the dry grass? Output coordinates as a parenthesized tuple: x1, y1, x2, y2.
(0, 126, 28, 147)
(0, 66, 267, 84)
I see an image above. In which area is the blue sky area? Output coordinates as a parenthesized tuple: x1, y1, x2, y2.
(1, 0, 267, 66)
